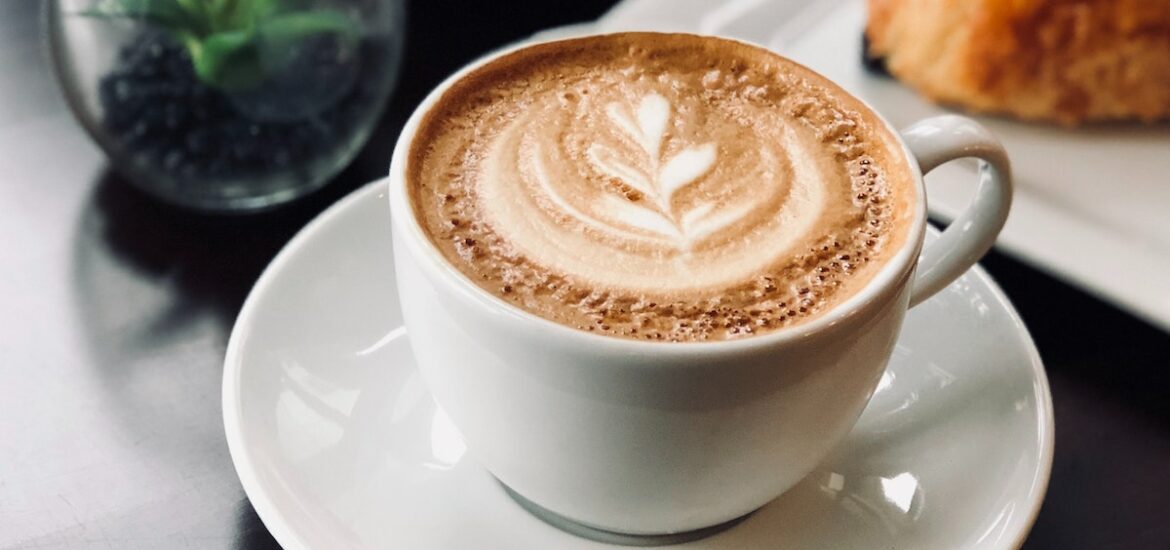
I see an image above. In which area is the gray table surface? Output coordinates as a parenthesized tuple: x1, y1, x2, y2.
(3, 1, 1169, 548)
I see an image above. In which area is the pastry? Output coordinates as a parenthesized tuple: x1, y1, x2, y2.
(865, 0, 1170, 125)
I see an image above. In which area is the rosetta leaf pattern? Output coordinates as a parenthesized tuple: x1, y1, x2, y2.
(587, 93, 745, 249)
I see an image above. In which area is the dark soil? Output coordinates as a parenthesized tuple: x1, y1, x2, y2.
(98, 30, 389, 184)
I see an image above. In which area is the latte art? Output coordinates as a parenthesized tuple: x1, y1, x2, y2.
(586, 93, 720, 248)
(479, 86, 842, 292)
(409, 33, 915, 341)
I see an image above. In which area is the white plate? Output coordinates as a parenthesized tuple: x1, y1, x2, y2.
(599, 0, 1170, 332)
(222, 182, 1054, 549)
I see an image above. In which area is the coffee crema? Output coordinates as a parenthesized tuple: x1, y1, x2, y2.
(408, 33, 915, 341)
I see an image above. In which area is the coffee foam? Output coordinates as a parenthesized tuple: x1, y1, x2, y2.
(409, 33, 915, 341)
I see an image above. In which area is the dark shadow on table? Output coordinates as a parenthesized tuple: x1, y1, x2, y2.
(69, 152, 388, 407)
(67, 169, 378, 541)
(235, 499, 283, 550)
(73, 169, 314, 329)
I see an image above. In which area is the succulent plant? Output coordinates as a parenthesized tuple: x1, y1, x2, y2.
(85, 0, 360, 91)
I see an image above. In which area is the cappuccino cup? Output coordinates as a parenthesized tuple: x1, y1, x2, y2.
(388, 32, 1011, 536)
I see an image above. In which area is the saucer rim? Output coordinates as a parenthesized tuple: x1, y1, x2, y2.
(222, 180, 1054, 550)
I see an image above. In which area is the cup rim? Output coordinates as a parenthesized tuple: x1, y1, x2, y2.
(388, 31, 928, 356)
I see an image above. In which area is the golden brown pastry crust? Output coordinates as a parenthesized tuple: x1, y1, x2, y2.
(866, 0, 1170, 125)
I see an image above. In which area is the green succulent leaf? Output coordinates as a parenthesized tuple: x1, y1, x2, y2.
(250, 0, 282, 19)
(192, 27, 264, 91)
(174, 0, 209, 23)
(81, 0, 362, 91)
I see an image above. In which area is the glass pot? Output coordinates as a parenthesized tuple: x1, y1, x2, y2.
(47, 0, 405, 211)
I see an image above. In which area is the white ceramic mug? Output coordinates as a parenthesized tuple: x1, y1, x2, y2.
(387, 34, 1011, 537)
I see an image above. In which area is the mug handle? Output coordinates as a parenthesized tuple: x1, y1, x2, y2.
(901, 115, 1013, 308)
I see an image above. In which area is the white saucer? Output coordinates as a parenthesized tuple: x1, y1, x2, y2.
(223, 182, 1054, 549)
